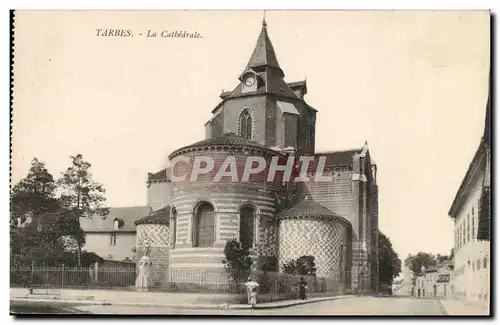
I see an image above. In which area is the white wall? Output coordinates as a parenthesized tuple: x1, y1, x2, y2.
(82, 233, 137, 261)
(147, 181, 172, 211)
(453, 168, 490, 301)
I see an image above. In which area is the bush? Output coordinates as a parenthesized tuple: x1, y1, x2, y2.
(282, 255, 317, 276)
(222, 239, 253, 292)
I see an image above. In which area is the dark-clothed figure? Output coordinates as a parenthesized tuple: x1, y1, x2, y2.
(297, 278, 308, 300)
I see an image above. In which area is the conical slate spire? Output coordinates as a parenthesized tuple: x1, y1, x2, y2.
(244, 18, 283, 74)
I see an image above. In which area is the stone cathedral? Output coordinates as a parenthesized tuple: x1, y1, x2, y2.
(135, 19, 380, 293)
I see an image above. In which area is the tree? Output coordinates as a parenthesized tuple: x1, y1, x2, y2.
(222, 239, 253, 292)
(404, 252, 437, 276)
(436, 254, 451, 264)
(378, 232, 401, 287)
(57, 154, 109, 265)
(282, 255, 317, 276)
(10, 158, 65, 268)
(10, 158, 59, 226)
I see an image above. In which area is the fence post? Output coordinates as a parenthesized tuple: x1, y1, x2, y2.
(45, 266, 49, 295)
(61, 265, 65, 289)
(95, 262, 99, 285)
(29, 260, 35, 294)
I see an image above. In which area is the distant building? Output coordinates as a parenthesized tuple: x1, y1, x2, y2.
(415, 262, 453, 299)
(80, 206, 149, 261)
(415, 272, 425, 297)
(447, 77, 491, 303)
(436, 260, 454, 298)
(398, 264, 414, 296)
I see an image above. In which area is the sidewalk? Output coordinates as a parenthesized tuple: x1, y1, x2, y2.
(440, 298, 490, 316)
(10, 288, 354, 310)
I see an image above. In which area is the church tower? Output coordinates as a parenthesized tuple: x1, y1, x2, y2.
(204, 18, 318, 154)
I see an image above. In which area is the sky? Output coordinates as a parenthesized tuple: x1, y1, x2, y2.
(11, 10, 490, 260)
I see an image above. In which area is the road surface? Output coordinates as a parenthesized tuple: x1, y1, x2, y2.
(72, 296, 447, 315)
(10, 301, 90, 315)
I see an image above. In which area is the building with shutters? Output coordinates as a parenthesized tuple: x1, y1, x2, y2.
(447, 75, 491, 303)
(415, 262, 453, 299)
(136, 18, 380, 292)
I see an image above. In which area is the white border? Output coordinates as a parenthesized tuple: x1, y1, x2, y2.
(3, 1, 498, 324)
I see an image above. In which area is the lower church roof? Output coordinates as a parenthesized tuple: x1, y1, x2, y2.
(315, 148, 363, 166)
(135, 206, 170, 226)
(278, 197, 351, 226)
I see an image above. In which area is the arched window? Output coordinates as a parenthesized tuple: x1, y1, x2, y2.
(240, 110, 252, 140)
(193, 202, 215, 248)
(171, 208, 177, 248)
(239, 205, 255, 249)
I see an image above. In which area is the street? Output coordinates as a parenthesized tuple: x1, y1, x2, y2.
(10, 301, 91, 315)
(71, 296, 446, 315)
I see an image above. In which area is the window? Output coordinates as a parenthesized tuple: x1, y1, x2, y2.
(193, 202, 215, 248)
(458, 225, 461, 250)
(483, 257, 488, 269)
(239, 110, 252, 140)
(113, 219, 119, 230)
(110, 234, 117, 246)
(239, 205, 255, 249)
(477, 259, 481, 270)
(472, 215, 475, 240)
(171, 208, 177, 248)
(467, 214, 470, 242)
(462, 220, 466, 245)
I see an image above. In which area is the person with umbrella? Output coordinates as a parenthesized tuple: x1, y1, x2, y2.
(244, 276, 259, 308)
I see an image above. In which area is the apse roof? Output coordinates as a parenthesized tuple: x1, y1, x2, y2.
(135, 206, 170, 226)
(278, 197, 351, 226)
(169, 132, 281, 158)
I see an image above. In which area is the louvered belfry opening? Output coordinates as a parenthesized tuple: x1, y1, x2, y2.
(193, 202, 215, 248)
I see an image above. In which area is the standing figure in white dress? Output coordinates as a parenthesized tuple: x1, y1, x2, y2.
(244, 276, 259, 308)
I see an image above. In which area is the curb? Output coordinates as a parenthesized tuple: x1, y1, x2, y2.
(253, 296, 353, 310)
(11, 295, 354, 311)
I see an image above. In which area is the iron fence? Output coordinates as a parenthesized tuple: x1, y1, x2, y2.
(10, 265, 346, 297)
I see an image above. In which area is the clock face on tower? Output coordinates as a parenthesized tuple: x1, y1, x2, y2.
(245, 76, 256, 87)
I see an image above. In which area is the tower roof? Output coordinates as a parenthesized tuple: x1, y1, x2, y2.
(244, 18, 283, 75)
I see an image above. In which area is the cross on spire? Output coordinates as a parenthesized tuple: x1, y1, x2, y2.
(243, 12, 282, 74)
